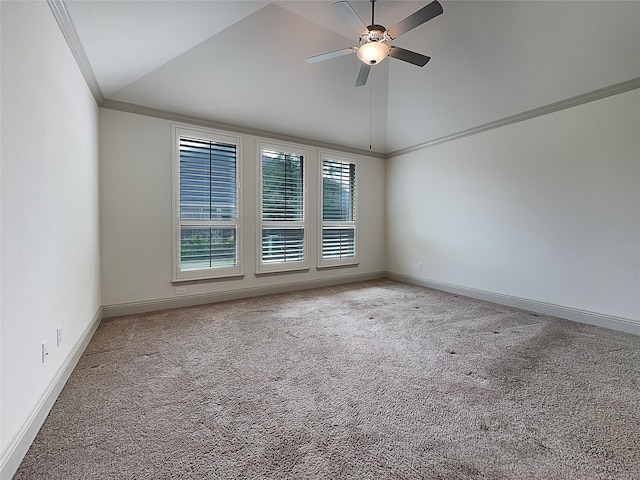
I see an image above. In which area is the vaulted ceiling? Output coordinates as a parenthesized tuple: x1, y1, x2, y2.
(63, 1, 640, 155)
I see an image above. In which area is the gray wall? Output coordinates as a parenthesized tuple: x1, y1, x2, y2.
(386, 89, 640, 326)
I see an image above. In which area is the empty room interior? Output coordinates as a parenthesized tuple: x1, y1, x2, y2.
(1, 0, 639, 478)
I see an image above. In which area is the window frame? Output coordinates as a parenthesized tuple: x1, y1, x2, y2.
(257, 140, 308, 274)
(172, 125, 243, 282)
(318, 151, 358, 269)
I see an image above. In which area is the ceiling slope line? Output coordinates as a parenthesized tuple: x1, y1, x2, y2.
(48, 0, 104, 104)
(45, 0, 640, 159)
(100, 99, 387, 159)
(48, 0, 382, 157)
(387, 77, 640, 159)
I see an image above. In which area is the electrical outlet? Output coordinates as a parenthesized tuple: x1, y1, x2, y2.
(42, 341, 49, 363)
(175, 287, 187, 295)
(56, 326, 63, 347)
(417, 262, 423, 271)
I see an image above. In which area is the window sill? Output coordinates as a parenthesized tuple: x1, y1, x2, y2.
(172, 273, 244, 284)
(316, 261, 359, 270)
(255, 267, 310, 277)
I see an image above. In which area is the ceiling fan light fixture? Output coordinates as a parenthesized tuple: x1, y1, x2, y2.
(357, 41, 390, 65)
(307, 0, 443, 86)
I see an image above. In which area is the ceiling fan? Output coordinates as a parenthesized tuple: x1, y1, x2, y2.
(307, 0, 443, 87)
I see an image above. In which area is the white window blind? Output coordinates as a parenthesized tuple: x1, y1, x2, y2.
(174, 128, 241, 280)
(320, 157, 357, 266)
(259, 144, 306, 271)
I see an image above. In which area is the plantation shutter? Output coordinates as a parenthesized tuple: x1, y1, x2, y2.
(260, 147, 305, 266)
(180, 137, 237, 221)
(178, 135, 238, 273)
(321, 159, 356, 261)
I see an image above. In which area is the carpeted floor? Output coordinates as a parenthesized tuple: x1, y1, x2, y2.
(14, 279, 640, 479)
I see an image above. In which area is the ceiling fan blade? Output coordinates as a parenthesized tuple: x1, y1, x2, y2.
(307, 47, 356, 64)
(387, 0, 443, 39)
(355, 64, 371, 87)
(333, 1, 368, 36)
(388, 46, 431, 67)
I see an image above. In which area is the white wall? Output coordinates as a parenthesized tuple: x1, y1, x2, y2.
(0, 1, 101, 476)
(387, 89, 640, 326)
(99, 109, 386, 311)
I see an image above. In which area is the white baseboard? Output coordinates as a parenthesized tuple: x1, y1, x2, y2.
(0, 308, 103, 480)
(102, 271, 386, 318)
(387, 272, 640, 336)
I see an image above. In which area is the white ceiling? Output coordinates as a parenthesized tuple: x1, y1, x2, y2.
(64, 0, 640, 155)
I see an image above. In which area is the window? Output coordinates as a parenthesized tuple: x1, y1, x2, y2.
(319, 153, 357, 267)
(173, 127, 241, 281)
(258, 141, 307, 273)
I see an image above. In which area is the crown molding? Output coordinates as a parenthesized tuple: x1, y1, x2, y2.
(387, 77, 640, 159)
(100, 99, 387, 159)
(46, 0, 384, 158)
(48, 0, 104, 104)
(47, 0, 639, 160)
(45, 0, 385, 158)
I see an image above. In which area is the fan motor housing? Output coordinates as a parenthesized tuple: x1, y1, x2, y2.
(361, 25, 387, 44)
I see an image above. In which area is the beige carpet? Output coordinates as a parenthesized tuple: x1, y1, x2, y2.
(14, 279, 640, 479)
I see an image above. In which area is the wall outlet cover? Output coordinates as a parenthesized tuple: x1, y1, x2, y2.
(42, 340, 49, 363)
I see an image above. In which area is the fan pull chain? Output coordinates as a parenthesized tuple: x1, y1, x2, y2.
(369, 79, 373, 150)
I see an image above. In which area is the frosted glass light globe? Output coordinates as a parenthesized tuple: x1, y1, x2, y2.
(357, 42, 390, 65)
